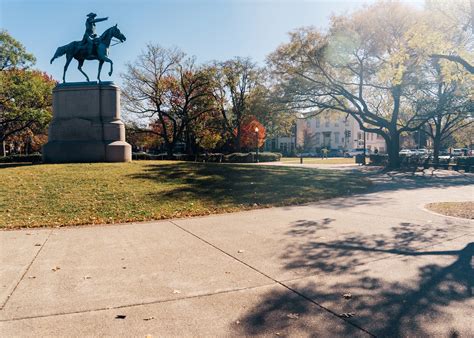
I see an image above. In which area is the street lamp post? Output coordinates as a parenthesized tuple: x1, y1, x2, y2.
(255, 126, 259, 163)
(363, 130, 366, 165)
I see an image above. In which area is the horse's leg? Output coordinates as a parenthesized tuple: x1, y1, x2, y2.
(77, 59, 90, 82)
(97, 45, 114, 77)
(103, 56, 113, 76)
(63, 54, 73, 83)
(98, 60, 104, 82)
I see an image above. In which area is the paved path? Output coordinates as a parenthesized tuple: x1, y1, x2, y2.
(1, 171, 473, 337)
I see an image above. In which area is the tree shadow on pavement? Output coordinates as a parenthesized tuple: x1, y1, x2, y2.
(236, 218, 473, 336)
(307, 171, 474, 210)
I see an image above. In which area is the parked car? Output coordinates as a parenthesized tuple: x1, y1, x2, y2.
(452, 148, 469, 156)
(346, 148, 368, 157)
(328, 149, 345, 157)
(399, 149, 412, 156)
(297, 152, 318, 157)
(408, 149, 431, 158)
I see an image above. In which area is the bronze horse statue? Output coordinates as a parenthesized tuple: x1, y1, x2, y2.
(50, 25, 126, 83)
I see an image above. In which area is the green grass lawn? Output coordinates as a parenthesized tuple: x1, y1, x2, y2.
(0, 161, 371, 229)
(281, 157, 356, 164)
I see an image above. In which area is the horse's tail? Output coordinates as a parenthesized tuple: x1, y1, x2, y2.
(50, 44, 69, 64)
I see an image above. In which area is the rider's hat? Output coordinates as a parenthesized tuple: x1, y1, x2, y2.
(87, 12, 97, 18)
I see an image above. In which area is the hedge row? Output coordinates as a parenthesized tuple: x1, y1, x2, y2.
(456, 156, 474, 166)
(132, 152, 282, 163)
(0, 153, 42, 163)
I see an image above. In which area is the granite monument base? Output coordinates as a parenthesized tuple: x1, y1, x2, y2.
(42, 82, 131, 163)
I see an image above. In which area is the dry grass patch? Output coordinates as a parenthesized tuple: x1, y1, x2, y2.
(0, 161, 371, 228)
(426, 202, 473, 219)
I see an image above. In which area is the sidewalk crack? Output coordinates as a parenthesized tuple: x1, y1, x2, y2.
(168, 220, 376, 337)
(0, 229, 54, 310)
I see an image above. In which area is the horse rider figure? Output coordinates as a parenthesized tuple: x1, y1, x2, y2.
(82, 12, 108, 57)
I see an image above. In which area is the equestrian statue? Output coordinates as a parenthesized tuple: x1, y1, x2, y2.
(50, 13, 126, 83)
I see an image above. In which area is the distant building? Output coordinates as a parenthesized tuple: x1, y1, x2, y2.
(264, 136, 296, 155)
(296, 114, 386, 153)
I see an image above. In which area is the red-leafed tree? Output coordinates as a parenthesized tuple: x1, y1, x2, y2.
(238, 117, 266, 150)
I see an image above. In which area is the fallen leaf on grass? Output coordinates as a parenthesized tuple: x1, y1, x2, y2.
(115, 315, 126, 319)
(339, 312, 355, 318)
(287, 313, 299, 319)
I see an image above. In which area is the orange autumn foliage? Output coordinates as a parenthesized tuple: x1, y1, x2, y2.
(238, 117, 266, 149)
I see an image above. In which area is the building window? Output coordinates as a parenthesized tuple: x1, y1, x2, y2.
(306, 120, 311, 128)
(334, 120, 339, 127)
(315, 118, 320, 128)
(325, 118, 330, 127)
(334, 132, 340, 144)
(315, 132, 321, 145)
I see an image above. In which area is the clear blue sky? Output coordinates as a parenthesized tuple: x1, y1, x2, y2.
(1, 0, 423, 83)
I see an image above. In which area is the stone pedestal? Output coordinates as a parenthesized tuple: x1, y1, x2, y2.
(43, 82, 131, 163)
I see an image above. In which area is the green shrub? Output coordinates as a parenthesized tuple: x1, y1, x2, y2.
(132, 151, 282, 163)
(224, 152, 281, 163)
(225, 152, 254, 163)
(0, 153, 42, 163)
(198, 153, 224, 162)
(255, 152, 282, 162)
(132, 152, 164, 160)
(455, 156, 474, 166)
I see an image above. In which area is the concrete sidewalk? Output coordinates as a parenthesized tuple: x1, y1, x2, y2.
(1, 172, 473, 337)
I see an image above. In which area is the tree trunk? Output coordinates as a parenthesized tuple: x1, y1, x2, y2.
(386, 132, 401, 168)
(185, 128, 193, 155)
(235, 126, 242, 152)
(166, 141, 175, 159)
(432, 134, 442, 165)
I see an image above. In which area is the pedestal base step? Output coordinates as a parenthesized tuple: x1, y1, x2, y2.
(43, 141, 131, 163)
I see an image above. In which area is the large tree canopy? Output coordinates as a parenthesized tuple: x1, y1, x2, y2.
(0, 32, 55, 155)
(0, 30, 36, 71)
(0, 70, 55, 143)
(211, 57, 262, 151)
(423, 0, 474, 74)
(268, 1, 470, 167)
(122, 44, 216, 156)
